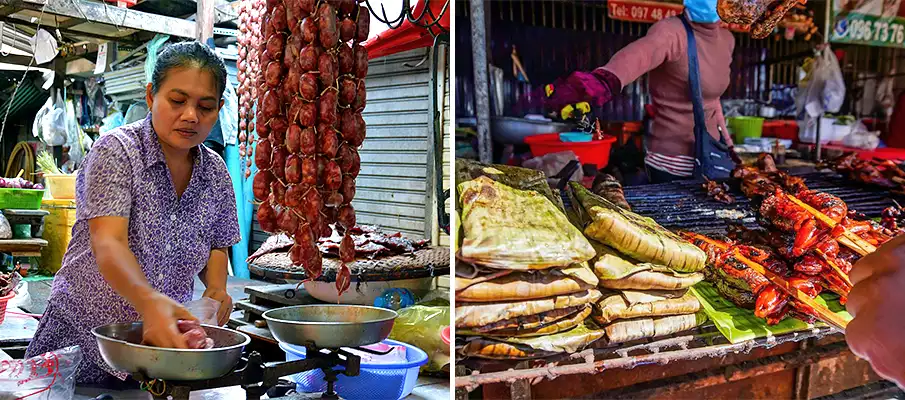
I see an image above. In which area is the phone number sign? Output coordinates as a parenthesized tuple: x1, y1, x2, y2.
(607, 0, 683, 23)
(832, 12, 905, 47)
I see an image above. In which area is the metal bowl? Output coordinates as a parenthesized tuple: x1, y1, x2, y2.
(92, 323, 250, 381)
(457, 116, 576, 144)
(263, 305, 397, 348)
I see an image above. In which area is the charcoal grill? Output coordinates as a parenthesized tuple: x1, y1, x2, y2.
(457, 169, 901, 395)
(622, 171, 903, 236)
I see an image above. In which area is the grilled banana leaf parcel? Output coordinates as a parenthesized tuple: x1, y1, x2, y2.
(459, 338, 558, 360)
(502, 320, 606, 354)
(604, 312, 708, 344)
(467, 305, 585, 333)
(459, 305, 593, 338)
(458, 177, 596, 270)
(455, 289, 602, 328)
(594, 245, 704, 290)
(456, 263, 598, 302)
(593, 291, 701, 324)
(572, 183, 706, 273)
(461, 321, 606, 359)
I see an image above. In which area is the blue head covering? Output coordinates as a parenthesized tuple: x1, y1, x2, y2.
(684, 0, 720, 23)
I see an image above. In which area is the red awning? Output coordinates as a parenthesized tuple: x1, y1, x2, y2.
(363, 0, 449, 60)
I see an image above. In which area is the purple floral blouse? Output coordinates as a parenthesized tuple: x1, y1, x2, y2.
(25, 114, 241, 384)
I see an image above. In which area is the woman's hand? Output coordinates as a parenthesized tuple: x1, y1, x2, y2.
(845, 234, 905, 387)
(544, 69, 622, 113)
(202, 288, 233, 326)
(137, 291, 198, 349)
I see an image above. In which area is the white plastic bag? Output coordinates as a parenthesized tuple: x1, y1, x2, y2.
(40, 92, 67, 146)
(184, 297, 220, 325)
(64, 99, 92, 165)
(0, 214, 10, 239)
(842, 121, 881, 150)
(797, 47, 846, 118)
(0, 345, 82, 400)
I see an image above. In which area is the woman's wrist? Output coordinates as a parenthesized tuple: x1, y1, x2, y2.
(132, 286, 161, 315)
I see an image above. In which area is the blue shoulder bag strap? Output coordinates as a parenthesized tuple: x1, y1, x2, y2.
(678, 14, 709, 177)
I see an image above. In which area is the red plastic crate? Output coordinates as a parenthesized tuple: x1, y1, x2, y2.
(762, 120, 798, 141)
(524, 133, 617, 168)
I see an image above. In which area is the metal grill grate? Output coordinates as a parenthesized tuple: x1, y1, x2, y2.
(622, 171, 902, 235)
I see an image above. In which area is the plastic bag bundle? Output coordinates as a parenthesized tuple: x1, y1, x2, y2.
(0, 345, 82, 400)
(0, 214, 10, 240)
(389, 303, 450, 372)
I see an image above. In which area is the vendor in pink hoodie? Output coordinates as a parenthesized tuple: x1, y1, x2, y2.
(546, 0, 736, 183)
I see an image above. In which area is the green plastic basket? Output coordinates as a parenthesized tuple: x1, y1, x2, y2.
(727, 116, 765, 143)
(0, 188, 46, 210)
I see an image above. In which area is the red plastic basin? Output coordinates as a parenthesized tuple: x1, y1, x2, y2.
(524, 133, 617, 168)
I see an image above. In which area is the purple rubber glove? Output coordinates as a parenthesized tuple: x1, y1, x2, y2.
(544, 69, 622, 112)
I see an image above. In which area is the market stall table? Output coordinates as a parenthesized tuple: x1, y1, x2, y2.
(0, 238, 48, 257)
(71, 376, 449, 399)
(456, 166, 903, 399)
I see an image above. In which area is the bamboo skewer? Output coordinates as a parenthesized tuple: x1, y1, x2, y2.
(731, 249, 848, 332)
(815, 249, 853, 287)
(688, 233, 848, 332)
(785, 194, 876, 255)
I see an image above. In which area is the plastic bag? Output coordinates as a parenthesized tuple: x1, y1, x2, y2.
(797, 47, 845, 118)
(0, 345, 82, 400)
(123, 101, 149, 125)
(64, 99, 92, 165)
(220, 80, 239, 145)
(0, 214, 10, 239)
(842, 121, 881, 150)
(40, 92, 67, 146)
(184, 297, 220, 325)
(522, 150, 585, 188)
(99, 111, 125, 136)
(389, 303, 450, 373)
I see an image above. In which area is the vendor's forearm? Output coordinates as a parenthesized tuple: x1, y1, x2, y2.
(200, 248, 229, 292)
(93, 236, 156, 314)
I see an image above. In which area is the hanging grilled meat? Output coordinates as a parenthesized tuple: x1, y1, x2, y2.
(717, 0, 804, 39)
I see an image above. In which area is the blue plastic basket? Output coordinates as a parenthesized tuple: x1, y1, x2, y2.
(280, 339, 428, 400)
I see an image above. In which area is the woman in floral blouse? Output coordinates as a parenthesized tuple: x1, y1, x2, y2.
(25, 41, 241, 387)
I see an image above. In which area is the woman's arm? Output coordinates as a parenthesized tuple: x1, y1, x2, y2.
(90, 216, 197, 348)
(81, 134, 195, 348)
(600, 19, 681, 90)
(199, 248, 232, 325)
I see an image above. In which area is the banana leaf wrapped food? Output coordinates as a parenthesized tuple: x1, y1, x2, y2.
(455, 159, 562, 211)
(593, 291, 701, 324)
(455, 289, 602, 328)
(460, 321, 606, 360)
(456, 263, 598, 302)
(604, 312, 709, 344)
(458, 177, 596, 270)
(465, 305, 585, 333)
(571, 183, 706, 273)
(594, 244, 704, 290)
(459, 304, 593, 338)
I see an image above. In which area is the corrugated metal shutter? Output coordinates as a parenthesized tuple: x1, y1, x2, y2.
(438, 45, 451, 247)
(351, 48, 431, 238)
(250, 48, 436, 252)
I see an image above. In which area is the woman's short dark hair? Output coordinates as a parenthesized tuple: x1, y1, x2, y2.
(151, 41, 227, 99)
